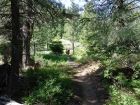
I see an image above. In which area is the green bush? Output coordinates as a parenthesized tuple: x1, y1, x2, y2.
(32, 54, 47, 66)
(49, 41, 64, 54)
(102, 58, 140, 105)
(24, 67, 73, 105)
(108, 85, 140, 105)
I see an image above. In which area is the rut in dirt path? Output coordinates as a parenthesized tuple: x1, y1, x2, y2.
(65, 60, 106, 105)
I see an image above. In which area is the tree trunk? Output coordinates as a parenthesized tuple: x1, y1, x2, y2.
(19, 30, 23, 67)
(72, 34, 75, 55)
(22, 0, 34, 68)
(72, 42, 74, 55)
(22, 21, 34, 67)
(34, 42, 36, 55)
(8, 0, 20, 95)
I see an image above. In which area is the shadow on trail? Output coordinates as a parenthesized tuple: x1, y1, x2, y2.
(65, 60, 107, 105)
(90, 66, 108, 103)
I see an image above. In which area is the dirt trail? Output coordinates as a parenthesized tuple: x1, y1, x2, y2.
(65, 61, 106, 105)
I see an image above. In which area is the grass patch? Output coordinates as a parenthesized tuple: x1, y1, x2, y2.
(42, 53, 68, 62)
(32, 53, 71, 67)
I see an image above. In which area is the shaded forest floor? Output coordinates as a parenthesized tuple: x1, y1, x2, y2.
(65, 60, 108, 105)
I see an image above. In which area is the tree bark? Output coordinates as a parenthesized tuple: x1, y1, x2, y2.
(8, 0, 20, 95)
(19, 30, 23, 67)
(22, 0, 34, 68)
(34, 42, 36, 55)
(22, 21, 34, 67)
(72, 34, 75, 55)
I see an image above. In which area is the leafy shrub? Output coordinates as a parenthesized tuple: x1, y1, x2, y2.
(49, 41, 64, 54)
(102, 58, 140, 105)
(33, 54, 47, 66)
(24, 67, 73, 105)
(108, 85, 140, 105)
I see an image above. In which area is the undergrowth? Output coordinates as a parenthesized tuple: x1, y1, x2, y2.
(22, 54, 75, 105)
(101, 54, 140, 105)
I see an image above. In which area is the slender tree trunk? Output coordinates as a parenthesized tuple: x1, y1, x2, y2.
(19, 30, 23, 68)
(72, 42, 74, 55)
(72, 34, 75, 55)
(8, 0, 20, 95)
(25, 26, 31, 65)
(34, 42, 36, 55)
(22, 21, 34, 67)
(22, 0, 34, 68)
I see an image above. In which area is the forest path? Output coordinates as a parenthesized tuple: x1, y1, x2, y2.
(65, 59, 107, 105)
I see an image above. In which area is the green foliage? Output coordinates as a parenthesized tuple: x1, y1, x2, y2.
(108, 85, 140, 105)
(32, 25, 55, 47)
(24, 66, 73, 105)
(79, 4, 111, 55)
(43, 53, 67, 62)
(32, 54, 47, 67)
(49, 41, 64, 54)
(104, 60, 119, 78)
(34, 53, 82, 68)
(75, 52, 108, 64)
(22, 53, 74, 105)
(102, 58, 140, 105)
(32, 53, 71, 67)
(0, 42, 10, 54)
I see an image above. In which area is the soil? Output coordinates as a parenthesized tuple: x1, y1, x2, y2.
(65, 60, 108, 105)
